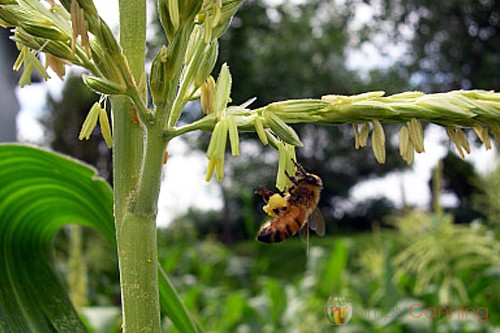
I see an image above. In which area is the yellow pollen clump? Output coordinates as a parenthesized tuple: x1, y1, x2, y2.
(263, 193, 287, 216)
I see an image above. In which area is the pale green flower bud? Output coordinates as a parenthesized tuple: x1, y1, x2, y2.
(398, 125, 409, 157)
(454, 128, 471, 154)
(159, 0, 198, 41)
(94, 19, 121, 59)
(0, 6, 19, 27)
(165, 21, 195, 82)
(267, 99, 329, 114)
(1, 5, 68, 41)
(213, 63, 231, 118)
(490, 124, 500, 142)
(359, 123, 370, 147)
(353, 123, 370, 149)
(266, 99, 330, 122)
(168, 0, 180, 32)
(22, 17, 68, 41)
(407, 118, 425, 153)
(205, 157, 217, 181)
(194, 40, 218, 88)
(149, 46, 169, 104)
(205, 124, 228, 182)
(200, 75, 215, 115)
(160, 0, 200, 41)
(14, 46, 50, 86)
(215, 156, 225, 181)
(406, 148, 415, 165)
(472, 125, 492, 150)
(353, 124, 360, 149)
(210, 0, 244, 40)
(371, 120, 386, 164)
(79, 103, 101, 140)
(398, 125, 414, 165)
(98, 107, 112, 148)
(227, 115, 239, 156)
(254, 116, 268, 145)
(43, 40, 76, 62)
(204, 19, 213, 44)
(264, 110, 303, 147)
(89, 41, 121, 83)
(206, 119, 228, 159)
(159, 1, 175, 40)
(181, 40, 218, 101)
(185, 25, 203, 65)
(11, 28, 41, 51)
(446, 127, 470, 158)
(82, 74, 127, 95)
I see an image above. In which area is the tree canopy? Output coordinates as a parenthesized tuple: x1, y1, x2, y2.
(370, 0, 500, 91)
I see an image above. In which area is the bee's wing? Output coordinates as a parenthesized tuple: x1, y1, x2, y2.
(299, 209, 325, 256)
(308, 207, 326, 237)
(299, 207, 326, 242)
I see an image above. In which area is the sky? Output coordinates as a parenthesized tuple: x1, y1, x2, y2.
(14, 0, 499, 226)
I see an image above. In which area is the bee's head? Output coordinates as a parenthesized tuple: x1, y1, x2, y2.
(304, 173, 323, 188)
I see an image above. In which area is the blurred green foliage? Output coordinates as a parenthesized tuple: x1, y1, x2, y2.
(154, 209, 500, 332)
(473, 162, 500, 230)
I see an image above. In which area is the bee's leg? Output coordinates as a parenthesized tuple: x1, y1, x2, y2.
(285, 170, 299, 185)
(291, 159, 308, 176)
(255, 186, 273, 203)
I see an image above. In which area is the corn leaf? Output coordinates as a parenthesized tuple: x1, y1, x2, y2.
(0, 144, 200, 333)
(0, 144, 114, 332)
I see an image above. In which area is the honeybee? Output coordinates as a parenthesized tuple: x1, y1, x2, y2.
(256, 160, 325, 253)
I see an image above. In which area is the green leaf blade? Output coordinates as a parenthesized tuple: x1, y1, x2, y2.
(0, 144, 114, 332)
(0, 144, 201, 332)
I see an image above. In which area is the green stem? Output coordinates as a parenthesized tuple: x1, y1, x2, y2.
(133, 128, 169, 217)
(169, 114, 218, 138)
(114, 0, 161, 332)
(117, 210, 160, 332)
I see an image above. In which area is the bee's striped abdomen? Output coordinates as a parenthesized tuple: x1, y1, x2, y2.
(257, 206, 304, 243)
